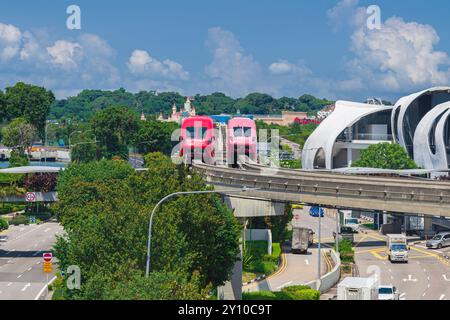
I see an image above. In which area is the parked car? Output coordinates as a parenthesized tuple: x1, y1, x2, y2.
(426, 232, 450, 249)
(378, 285, 399, 300)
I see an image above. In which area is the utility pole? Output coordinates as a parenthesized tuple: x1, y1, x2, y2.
(317, 207, 322, 282)
(336, 209, 340, 253)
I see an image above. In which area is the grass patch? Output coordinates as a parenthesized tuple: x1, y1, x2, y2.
(243, 286, 320, 300)
(243, 241, 281, 276)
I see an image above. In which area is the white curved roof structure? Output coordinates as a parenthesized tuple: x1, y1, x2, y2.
(413, 102, 450, 170)
(302, 101, 393, 170)
(391, 86, 450, 155)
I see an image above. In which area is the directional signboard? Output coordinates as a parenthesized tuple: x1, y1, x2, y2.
(43, 252, 53, 273)
(25, 192, 37, 203)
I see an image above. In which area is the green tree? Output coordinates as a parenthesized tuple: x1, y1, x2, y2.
(352, 143, 418, 170)
(5, 82, 55, 137)
(91, 106, 139, 160)
(2, 118, 36, 157)
(132, 120, 178, 156)
(54, 155, 240, 299)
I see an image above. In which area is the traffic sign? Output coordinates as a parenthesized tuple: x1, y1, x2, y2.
(43, 252, 53, 262)
(25, 192, 37, 203)
(43, 261, 53, 273)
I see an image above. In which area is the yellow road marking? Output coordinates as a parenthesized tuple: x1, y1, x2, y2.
(354, 235, 368, 248)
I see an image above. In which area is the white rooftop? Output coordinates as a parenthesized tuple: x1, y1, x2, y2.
(0, 166, 65, 174)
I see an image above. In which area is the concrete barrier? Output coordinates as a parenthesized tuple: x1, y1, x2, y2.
(306, 249, 341, 293)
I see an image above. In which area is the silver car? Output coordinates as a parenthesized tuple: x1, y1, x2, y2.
(426, 232, 450, 249)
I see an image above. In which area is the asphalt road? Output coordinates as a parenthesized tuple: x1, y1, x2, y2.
(354, 230, 450, 300)
(0, 222, 63, 300)
(243, 208, 334, 293)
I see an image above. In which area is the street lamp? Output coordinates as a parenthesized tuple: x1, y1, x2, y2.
(145, 186, 258, 277)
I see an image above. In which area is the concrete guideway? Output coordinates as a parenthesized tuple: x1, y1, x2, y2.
(0, 222, 63, 300)
(195, 162, 450, 217)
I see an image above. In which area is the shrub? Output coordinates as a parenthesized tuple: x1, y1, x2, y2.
(0, 218, 9, 231)
(9, 215, 30, 226)
(281, 285, 312, 293)
(288, 289, 321, 300)
(243, 288, 320, 300)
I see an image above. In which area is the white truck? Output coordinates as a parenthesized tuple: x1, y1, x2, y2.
(387, 234, 409, 263)
(337, 277, 380, 300)
(291, 227, 314, 254)
(341, 210, 359, 233)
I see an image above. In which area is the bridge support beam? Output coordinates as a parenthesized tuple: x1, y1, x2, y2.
(424, 216, 433, 233)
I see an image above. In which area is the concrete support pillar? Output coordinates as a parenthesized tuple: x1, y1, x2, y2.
(347, 148, 353, 167)
(424, 216, 433, 233)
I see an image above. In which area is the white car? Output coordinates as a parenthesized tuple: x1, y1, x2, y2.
(378, 285, 399, 300)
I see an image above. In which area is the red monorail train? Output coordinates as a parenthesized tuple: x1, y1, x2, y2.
(180, 116, 215, 164)
(226, 117, 257, 164)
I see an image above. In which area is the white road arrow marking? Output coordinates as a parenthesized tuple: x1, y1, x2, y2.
(443, 274, 450, 281)
(21, 283, 31, 292)
(403, 275, 417, 282)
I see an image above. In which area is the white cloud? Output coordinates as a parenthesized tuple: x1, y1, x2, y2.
(47, 40, 83, 70)
(204, 27, 263, 97)
(327, 0, 366, 31)
(269, 59, 311, 76)
(0, 23, 22, 62)
(127, 49, 189, 80)
(327, 0, 450, 93)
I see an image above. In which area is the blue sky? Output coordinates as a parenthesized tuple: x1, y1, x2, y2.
(1, 0, 450, 102)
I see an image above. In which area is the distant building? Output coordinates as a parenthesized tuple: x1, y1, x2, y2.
(159, 97, 197, 124)
(254, 111, 308, 126)
(140, 112, 147, 121)
(302, 86, 450, 173)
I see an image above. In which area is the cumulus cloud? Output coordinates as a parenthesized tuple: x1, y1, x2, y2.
(127, 49, 189, 80)
(268, 59, 311, 76)
(327, 0, 366, 31)
(47, 40, 82, 70)
(204, 27, 263, 97)
(0, 23, 22, 62)
(328, 0, 450, 93)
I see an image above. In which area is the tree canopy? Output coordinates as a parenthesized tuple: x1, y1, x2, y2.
(54, 154, 240, 299)
(352, 143, 418, 170)
(4, 82, 55, 137)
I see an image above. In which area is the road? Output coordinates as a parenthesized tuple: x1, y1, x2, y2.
(0, 222, 63, 300)
(354, 230, 450, 300)
(243, 208, 335, 293)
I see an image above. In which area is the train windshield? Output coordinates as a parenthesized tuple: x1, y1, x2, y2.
(233, 127, 252, 137)
(186, 127, 208, 139)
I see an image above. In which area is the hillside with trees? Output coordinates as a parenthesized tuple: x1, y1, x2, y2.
(49, 89, 334, 121)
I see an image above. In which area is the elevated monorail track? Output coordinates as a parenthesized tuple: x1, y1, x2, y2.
(193, 162, 450, 217)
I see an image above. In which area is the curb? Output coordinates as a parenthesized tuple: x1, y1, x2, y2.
(242, 274, 267, 286)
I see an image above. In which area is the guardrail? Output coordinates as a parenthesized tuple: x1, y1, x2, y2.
(305, 249, 341, 293)
(193, 163, 450, 217)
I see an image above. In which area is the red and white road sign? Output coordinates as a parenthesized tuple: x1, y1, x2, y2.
(43, 252, 53, 262)
(25, 192, 37, 202)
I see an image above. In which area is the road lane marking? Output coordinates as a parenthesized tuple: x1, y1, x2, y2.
(44, 228, 51, 233)
(390, 276, 394, 280)
(21, 283, 31, 292)
(422, 292, 426, 297)
(402, 275, 417, 282)
(427, 284, 431, 288)
(34, 276, 57, 300)
(7, 282, 12, 287)
(443, 274, 450, 281)
(388, 268, 392, 273)
(27, 267, 32, 272)
(304, 259, 309, 265)
(17, 274, 23, 279)
(440, 294, 446, 300)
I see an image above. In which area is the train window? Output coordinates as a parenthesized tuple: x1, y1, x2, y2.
(234, 127, 252, 137)
(186, 127, 208, 139)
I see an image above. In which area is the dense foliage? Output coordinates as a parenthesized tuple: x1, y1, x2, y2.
(49, 88, 333, 121)
(53, 154, 240, 299)
(352, 143, 418, 170)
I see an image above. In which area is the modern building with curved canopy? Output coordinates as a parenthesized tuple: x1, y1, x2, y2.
(391, 87, 450, 158)
(303, 87, 450, 172)
(302, 100, 393, 170)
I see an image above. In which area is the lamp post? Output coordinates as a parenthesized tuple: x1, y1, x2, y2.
(145, 187, 258, 277)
